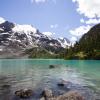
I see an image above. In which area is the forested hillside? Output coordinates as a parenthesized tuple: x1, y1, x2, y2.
(66, 24, 100, 59)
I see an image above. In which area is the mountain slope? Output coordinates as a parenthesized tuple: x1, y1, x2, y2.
(66, 24, 100, 59)
(0, 18, 70, 58)
(78, 24, 100, 51)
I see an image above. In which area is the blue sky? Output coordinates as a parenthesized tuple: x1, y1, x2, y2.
(0, 0, 100, 43)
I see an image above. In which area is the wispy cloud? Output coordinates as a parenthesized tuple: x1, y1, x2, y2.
(80, 18, 85, 23)
(30, 0, 47, 4)
(50, 24, 58, 29)
(30, 0, 56, 4)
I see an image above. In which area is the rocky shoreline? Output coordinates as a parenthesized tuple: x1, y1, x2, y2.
(0, 65, 100, 100)
(13, 79, 97, 100)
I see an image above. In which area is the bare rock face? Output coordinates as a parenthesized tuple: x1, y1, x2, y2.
(56, 91, 84, 100)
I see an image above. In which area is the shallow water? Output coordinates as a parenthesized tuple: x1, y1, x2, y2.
(0, 59, 100, 100)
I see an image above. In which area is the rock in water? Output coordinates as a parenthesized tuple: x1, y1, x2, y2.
(41, 88, 53, 98)
(56, 91, 84, 100)
(2, 84, 10, 88)
(57, 83, 64, 87)
(57, 79, 71, 87)
(49, 65, 55, 69)
(15, 89, 33, 98)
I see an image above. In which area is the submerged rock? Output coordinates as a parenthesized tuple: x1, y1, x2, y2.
(49, 65, 55, 69)
(57, 83, 64, 87)
(56, 91, 84, 100)
(40, 90, 84, 100)
(41, 88, 53, 98)
(2, 84, 10, 88)
(57, 79, 71, 87)
(15, 89, 33, 98)
(41, 88, 54, 100)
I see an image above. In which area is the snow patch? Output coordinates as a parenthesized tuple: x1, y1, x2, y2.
(0, 28, 4, 31)
(42, 32, 55, 37)
(0, 49, 3, 51)
(0, 17, 5, 24)
(12, 24, 37, 34)
(58, 37, 71, 48)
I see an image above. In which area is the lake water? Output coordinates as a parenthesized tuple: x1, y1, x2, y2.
(0, 59, 100, 100)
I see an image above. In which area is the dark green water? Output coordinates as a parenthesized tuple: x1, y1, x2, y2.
(0, 59, 100, 100)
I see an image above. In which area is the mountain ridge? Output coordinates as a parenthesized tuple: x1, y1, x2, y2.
(0, 17, 71, 58)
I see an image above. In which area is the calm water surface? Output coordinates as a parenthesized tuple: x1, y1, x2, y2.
(0, 59, 100, 100)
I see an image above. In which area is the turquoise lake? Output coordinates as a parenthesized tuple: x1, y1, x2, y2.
(0, 59, 100, 100)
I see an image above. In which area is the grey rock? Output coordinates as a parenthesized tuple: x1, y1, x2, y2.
(56, 91, 84, 100)
(15, 89, 33, 98)
(41, 88, 53, 98)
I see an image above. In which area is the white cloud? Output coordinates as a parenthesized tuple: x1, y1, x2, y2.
(85, 18, 100, 24)
(70, 36, 77, 44)
(69, 25, 91, 36)
(42, 32, 55, 37)
(80, 18, 100, 24)
(0, 17, 5, 24)
(80, 18, 85, 23)
(72, 0, 100, 18)
(70, 0, 100, 42)
(50, 24, 58, 28)
(71, 36, 77, 42)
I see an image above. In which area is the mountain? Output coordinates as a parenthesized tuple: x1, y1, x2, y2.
(66, 24, 100, 59)
(0, 18, 70, 58)
(78, 24, 100, 51)
(58, 37, 71, 48)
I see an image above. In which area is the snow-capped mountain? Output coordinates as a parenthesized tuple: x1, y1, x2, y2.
(0, 17, 70, 58)
(58, 37, 71, 48)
